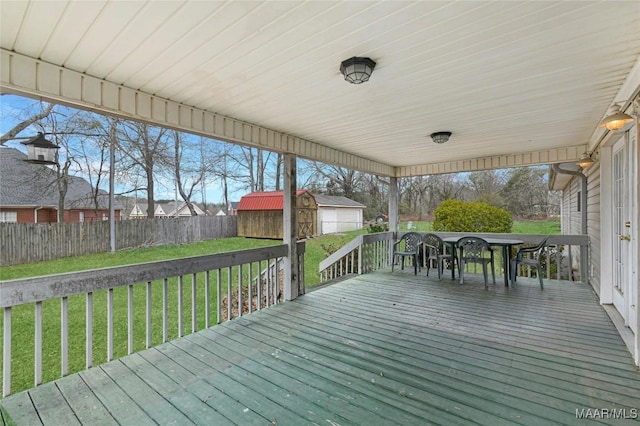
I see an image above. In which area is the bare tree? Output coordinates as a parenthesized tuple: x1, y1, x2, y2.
(117, 122, 171, 218)
(173, 131, 204, 216)
(0, 101, 55, 145)
(466, 170, 506, 206)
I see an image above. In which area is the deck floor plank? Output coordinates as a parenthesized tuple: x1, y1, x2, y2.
(77, 363, 157, 425)
(27, 381, 81, 426)
(121, 352, 237, 425)
(0, 391, 43, 425)
(152, 342, 278, 425)
(296, 282, 640, 398)
(2, 271, 639, 425)
(197, 326, 437, 426)
(231, 304, 579, 425)
(172, 334, 345, 425)
(55, 372, 117, 425)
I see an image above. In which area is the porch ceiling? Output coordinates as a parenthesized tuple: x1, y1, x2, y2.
(1, 1, 639, 176)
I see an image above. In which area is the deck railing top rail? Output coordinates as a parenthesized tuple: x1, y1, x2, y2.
(0, 243, 307, 308)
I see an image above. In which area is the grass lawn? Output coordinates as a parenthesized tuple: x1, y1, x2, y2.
(0, 220, 558, 394)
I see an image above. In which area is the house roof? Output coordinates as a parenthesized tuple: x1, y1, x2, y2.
(0, 147, 121, 210)
(313, 194, 365, 209)
(238, 190, 315, 211)
(129, 201, 205, 217)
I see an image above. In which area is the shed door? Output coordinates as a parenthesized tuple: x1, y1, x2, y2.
(322, 209, 338, 234)
(612, 134, 635, 332)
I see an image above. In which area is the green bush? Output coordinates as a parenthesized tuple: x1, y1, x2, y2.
(432, 200, 512, 233)
(367, 222, 388, 233)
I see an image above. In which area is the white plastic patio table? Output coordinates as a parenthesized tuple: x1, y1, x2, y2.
(442, 237, 523, 286)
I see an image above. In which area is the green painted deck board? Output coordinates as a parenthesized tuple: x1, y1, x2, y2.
(2, 271, 639, 425)
(267, 298, 639, 412)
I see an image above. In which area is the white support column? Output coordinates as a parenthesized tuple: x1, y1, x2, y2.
(389, 176, 398, 266)
(283, 153, 298, 301)
(389, 176, 398, 236)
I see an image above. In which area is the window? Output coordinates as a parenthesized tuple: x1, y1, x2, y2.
(79, 211, 85, 223)
(576, 190, 582, 212)
(0, 211, 18, 222)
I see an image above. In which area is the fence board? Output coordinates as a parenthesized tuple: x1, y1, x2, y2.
(0, 216, 237, 266)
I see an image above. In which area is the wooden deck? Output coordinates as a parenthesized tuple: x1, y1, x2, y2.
(2, 270, 639, 425)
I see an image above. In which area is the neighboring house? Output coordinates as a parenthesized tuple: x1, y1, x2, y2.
(227, 201, 239, 216)
(549, 120, 638, 357)
(313, 194, 365, 234)
(215, 209, 226, 216)
(128, 201, 205, 219)
(0, 147, 121, 223)
(237, 190, 317, 239)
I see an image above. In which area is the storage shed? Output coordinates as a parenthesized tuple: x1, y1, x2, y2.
(314, 194, 366, 234)
(237, 190, 317, 239)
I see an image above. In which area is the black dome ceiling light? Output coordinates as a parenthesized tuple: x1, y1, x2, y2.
(340, 57, 376, 84)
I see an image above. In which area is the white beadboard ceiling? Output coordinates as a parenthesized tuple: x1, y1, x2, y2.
(1, 1, 639, 174)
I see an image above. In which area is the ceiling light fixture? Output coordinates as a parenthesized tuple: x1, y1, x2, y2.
(599, 104, 634, 131)
(340, 57, 376, 84)
(577, 152, 594, 169)
(430, 131, 452, 144)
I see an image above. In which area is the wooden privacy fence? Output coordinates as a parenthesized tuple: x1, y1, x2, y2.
(0, 216, 237, 266)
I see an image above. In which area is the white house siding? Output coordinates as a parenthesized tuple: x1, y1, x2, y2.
(558, 163, 600, 294)
(586, 163, 601, 296)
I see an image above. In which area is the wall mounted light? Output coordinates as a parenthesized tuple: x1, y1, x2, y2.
(599, 104, 634, 131)
(577, 152, 594, 169)
(430, 131, 452, 144)
(340, 57, 376, 84)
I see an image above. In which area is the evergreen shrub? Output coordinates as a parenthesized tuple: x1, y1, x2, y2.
(432, 199, 512, 233)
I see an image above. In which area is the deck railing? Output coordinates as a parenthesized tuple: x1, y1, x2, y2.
(319, 231, 589, 284)
(0, 242, 305, 397)
(319, 232, 393, 281)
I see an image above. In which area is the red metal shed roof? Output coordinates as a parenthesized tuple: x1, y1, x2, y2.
(237, 190, 314, 211)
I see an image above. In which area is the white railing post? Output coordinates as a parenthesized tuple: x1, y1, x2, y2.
(3, 307, 11, 397)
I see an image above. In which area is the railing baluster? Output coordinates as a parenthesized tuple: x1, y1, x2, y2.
(191, 273, 197, 333)
(178, 275, 184, 337)
(266, 260, 272, 307)
(273, 257, 278, 305)
(61, 296, 68, 376)
(568, 244, 573, 281)
(257, 261, 262, 310)
(216, 269, 222, 324)
(237, 265, 243, 317)
(3, 307, 11, 397)
(556, 245, 561, 280)
(107, 288, 113, 361)
(162, 278, 168, 343)
(205, 271, 211, 328)
(299, 254, 305, 295)
(127, 285, 133, 355)
(146, 282, 152, 349)
(85, 293, 92, 369)
(227, 267, 232, 321)
(35, 301, 42, 386)
(248, 263, 253, 314)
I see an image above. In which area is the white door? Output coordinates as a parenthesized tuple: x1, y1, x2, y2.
(322, 209, 338, 234)
(612, 134, 636, 332)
